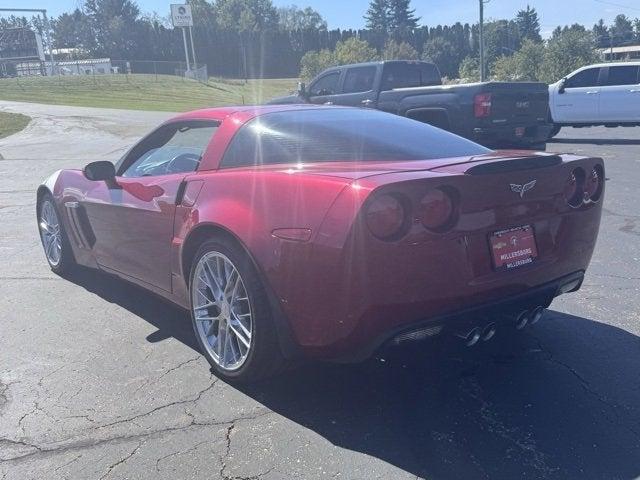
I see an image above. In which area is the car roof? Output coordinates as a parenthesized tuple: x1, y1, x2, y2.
(578, 61, 640, 69)
(170, 104, 340, 123)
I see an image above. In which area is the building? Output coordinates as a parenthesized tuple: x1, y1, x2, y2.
(600, 45, 640, 61)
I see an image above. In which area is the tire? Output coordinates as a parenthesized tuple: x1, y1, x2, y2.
(37, 193, 75, 274)
(548, 124, 561, 139)
(188, 238, 285, 382)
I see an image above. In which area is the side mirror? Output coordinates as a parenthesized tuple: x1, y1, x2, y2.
(558, 78, 566, 94)
(83, 161, 116, 182)
(297, 81, 307, 98)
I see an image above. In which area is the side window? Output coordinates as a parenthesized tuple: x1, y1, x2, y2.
(342, 66, 376, 93)
(119, 121, 218, 177)
(381, 63, 420, 90)
(308, 72, 340, 96)
(565, 68, 600, 88)
(604, 66, 640, 86)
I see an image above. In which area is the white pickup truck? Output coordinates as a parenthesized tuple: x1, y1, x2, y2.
(548, 62, 640, 138)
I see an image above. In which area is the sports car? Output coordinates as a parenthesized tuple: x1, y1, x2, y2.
(37, 105, 604, 381)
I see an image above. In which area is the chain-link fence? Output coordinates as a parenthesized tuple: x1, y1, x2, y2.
(0, 58, 209, 83)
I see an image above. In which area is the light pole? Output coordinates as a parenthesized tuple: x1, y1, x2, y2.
(479, 0, 490, 82)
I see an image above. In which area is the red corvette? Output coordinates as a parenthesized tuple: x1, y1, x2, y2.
(37, 105, 604, 381)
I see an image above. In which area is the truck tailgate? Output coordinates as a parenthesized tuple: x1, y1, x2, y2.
(483, 82, 549, 125)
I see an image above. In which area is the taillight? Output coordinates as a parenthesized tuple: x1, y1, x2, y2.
(474, 93, 492, 118)
(583, 166, 603, 202)
(365, 194, 406, 240)
(419, 188, 455, 231)
(564, 169, 583, 208)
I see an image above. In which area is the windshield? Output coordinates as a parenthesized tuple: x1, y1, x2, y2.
(222, 108, 490, 167)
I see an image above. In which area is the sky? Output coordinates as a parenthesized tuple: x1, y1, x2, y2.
(4, 0, 640, 38)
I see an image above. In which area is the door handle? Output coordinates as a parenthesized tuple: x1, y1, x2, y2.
(324, 101, 333, 105)
(630, 89, 640, 93)
(586, 91, 599, 94)
(361, 99, 374, 106)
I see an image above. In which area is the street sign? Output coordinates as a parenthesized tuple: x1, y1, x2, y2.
(170, 4, 193, 28)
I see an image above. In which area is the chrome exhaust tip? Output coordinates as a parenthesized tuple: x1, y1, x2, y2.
(457, 327, 482, 347)
(529, 306, 545, 325)
(481, 323, 496, 341)
(515, 310, 530, 330)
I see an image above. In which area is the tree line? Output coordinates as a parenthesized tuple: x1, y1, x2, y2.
(1, 0, 639, 81)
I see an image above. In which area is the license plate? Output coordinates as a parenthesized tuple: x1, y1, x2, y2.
(489, 225, 538, 270)
(515, 127, 525, 137)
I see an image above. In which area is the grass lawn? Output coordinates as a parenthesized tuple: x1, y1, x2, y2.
(0, 112, 31, 139)
(0, 74, 297, 112)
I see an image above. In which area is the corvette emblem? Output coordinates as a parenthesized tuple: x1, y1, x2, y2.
(510, 180, 536, 198)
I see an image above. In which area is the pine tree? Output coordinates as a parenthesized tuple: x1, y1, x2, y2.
(388, 0, 420, 37)
(364, 0, 390, 33)
(515, 5, 541, 43)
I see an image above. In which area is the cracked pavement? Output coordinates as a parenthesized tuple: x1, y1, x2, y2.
(1, 101, 640, 479)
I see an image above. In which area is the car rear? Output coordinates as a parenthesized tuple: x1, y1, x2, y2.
(287, 153, 604, 359)
(468, 82, 552, 148)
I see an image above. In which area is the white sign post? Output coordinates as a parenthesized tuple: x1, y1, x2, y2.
(170, 4, 194, 72)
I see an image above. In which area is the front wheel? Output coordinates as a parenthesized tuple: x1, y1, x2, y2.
(38, 194, 74, 274)
(189, 239, 285, 382)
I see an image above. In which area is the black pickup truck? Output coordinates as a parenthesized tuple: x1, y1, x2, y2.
(268, 60, 552, 149)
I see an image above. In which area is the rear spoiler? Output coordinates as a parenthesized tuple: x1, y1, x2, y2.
(466, 155, 562, 175)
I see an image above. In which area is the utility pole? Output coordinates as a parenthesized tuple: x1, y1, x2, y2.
(479, 0, 489, 82)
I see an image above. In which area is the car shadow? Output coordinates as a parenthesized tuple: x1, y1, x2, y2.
(550, 137, 640, 146)
(63, 266, 640, 480)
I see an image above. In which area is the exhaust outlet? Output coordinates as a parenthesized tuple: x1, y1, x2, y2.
(457, 327, 482, 347)
(481, 323, 496, 341)
(529, 306, 545, 325)
(515, 310, 530, 330)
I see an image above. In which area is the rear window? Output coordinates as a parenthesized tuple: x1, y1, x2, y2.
(381, 63, 442, 91)
(605, 65, 639, 86)
(221, 109, 489, 168)
(343, 66, 376, 93)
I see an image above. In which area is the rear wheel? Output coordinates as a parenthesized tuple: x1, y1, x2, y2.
(38, 194, 74, 274)
(189, 239, 285, 382)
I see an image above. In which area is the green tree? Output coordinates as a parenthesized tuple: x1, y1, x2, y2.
(539, 28, 598, 84)
(215, 0, 279, 32)
(593, 19, 609, 47)
(381, 39, 418, 60)
(364, 0, 390, 33)
(458, 56, 479, 81)
(388, 0, 420, 38)
(83, 0, 142, 58)
(515, 5, 541, 43)
(52, 9, 95, 51)
(334, 37, 378, 65)
(611, 14, 634, 45)
(188, 0, 218, 28)
(299, 48, 336, 80)
(277, 5, 327, 31)
(491, 39, 545, 81)
(422, 37, 457, 78)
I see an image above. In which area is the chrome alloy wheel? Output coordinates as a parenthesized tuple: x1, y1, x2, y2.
(191, 251, 253, 371)
(39, 200, 62, 267)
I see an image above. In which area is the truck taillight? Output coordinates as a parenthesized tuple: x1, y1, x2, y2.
(474, 93, 492, 118)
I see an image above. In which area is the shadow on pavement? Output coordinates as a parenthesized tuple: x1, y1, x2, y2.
(64, 266, 640, 480)
(550, 137, 640, 146)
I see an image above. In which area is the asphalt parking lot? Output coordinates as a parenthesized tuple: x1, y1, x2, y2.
(1, 101, 639, 480)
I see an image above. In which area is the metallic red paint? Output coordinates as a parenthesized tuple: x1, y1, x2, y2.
(39, 106, 604, 361)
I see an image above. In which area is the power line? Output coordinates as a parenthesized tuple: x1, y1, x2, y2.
(593, 0, 640, 12)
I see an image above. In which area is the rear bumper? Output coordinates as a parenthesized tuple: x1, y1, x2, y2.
(337, 271, 584, 362)
(470, 123, 553, 148)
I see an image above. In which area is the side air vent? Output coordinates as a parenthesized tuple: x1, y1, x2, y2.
(466, 155, 562, 175)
